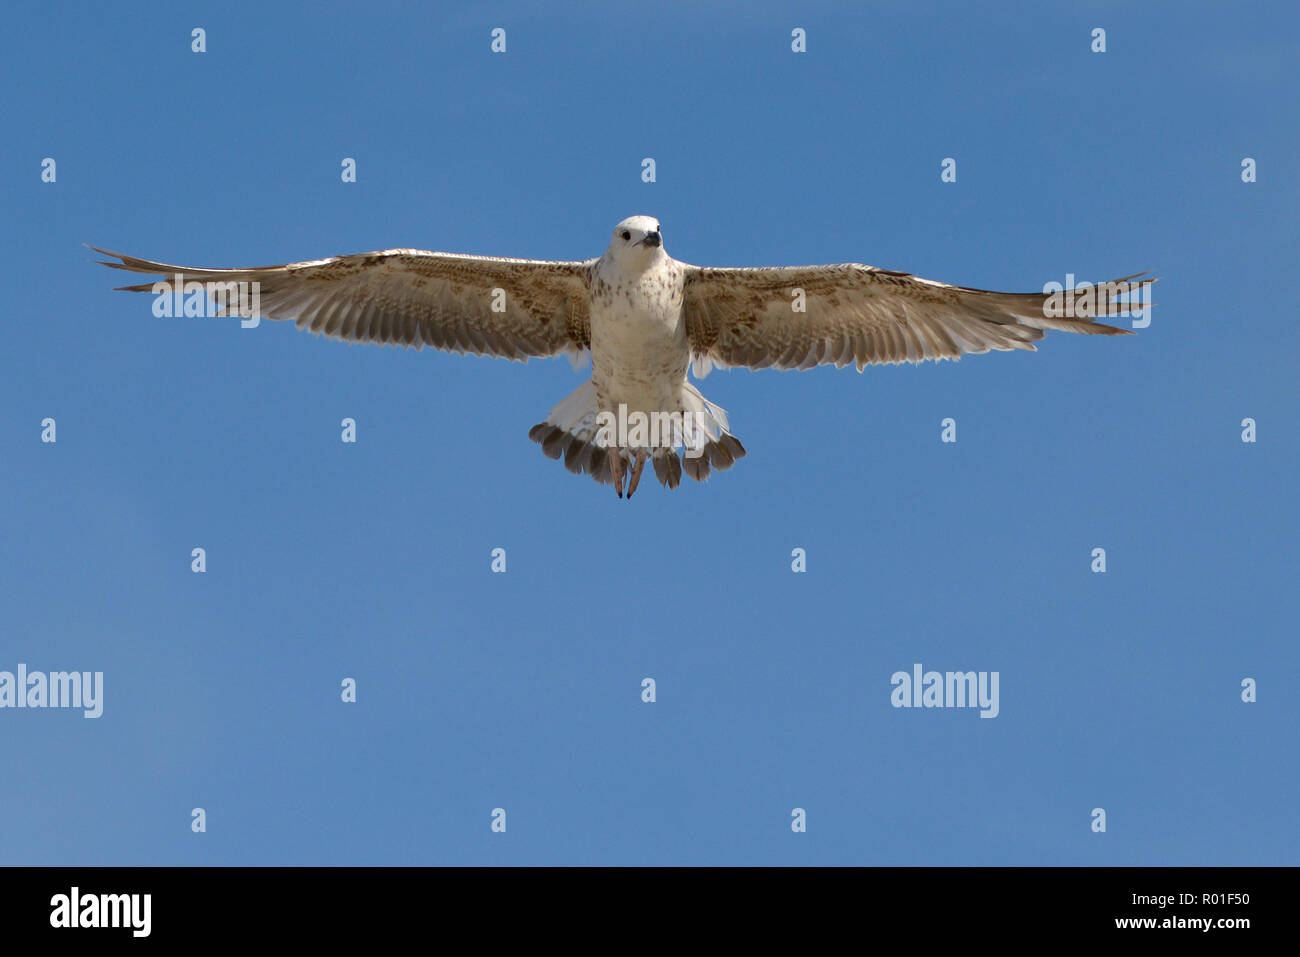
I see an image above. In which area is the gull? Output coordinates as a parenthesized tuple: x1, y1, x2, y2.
(93, 216, 1149, 498)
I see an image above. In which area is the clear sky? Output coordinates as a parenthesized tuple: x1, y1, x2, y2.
(3, 0, 1296, 865)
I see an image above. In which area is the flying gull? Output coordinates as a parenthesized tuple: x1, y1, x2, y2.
(93, 216, 1149, 498)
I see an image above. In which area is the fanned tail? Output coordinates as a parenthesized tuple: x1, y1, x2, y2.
(528, 381, 746, 492)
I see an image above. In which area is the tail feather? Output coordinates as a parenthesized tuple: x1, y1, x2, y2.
(541, 427, 568, 460)
(652, 449, 683, 489)
(528, 381, 745, 492)
(683, 453, 710, 482)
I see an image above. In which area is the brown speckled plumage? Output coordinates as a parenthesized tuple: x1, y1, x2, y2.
(93, 216, 1146, 497)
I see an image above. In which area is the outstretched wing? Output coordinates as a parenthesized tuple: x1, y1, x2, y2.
(682, 263, 1151, 374)
(93, 246, 595, 361)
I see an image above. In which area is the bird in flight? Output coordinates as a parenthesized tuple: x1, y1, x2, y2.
(94, 216, 1148, 498)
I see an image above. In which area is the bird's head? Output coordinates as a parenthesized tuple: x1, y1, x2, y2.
(606, 215, 664, 269)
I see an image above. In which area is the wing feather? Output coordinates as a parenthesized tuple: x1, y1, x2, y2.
(682, 263, 1152, 372)
(91, 246, 594, 361)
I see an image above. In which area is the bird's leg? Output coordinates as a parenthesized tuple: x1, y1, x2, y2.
(609, 446, 626, 498)
(626, 448, 648, 500)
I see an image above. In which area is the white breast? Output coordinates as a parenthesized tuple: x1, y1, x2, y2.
(588, 256, 690, 412)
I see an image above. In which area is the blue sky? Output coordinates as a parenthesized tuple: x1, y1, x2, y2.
(2, 0, 1296, 865)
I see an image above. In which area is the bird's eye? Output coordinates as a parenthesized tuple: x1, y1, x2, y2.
(621, 231, 631, 241)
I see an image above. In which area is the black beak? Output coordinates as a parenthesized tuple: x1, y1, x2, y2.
(641, 231, 661, 248)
